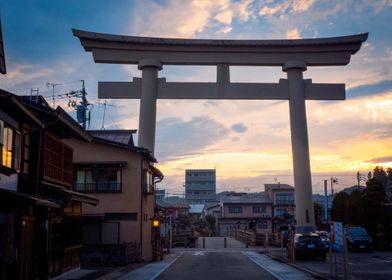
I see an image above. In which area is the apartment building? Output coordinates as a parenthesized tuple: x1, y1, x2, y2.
(185, 169, 216, 203)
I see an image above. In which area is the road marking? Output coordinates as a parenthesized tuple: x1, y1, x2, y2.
(192, 251, 205, 256)
(150, 252, 184, 280)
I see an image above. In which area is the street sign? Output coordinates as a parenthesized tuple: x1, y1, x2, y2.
(333, 221, 344, 252)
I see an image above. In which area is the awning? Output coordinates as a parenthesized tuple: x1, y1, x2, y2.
(40, 183, 99, 206)
(0, 188, 60, 208)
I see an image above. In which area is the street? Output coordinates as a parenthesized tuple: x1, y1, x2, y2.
(115, 237, 314, 280)
(156, 251, 276, 280)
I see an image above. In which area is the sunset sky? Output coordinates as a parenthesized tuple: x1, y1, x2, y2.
(1, 0, 391, 195)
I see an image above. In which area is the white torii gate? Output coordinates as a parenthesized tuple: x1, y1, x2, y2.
(73, 29, 367, 233)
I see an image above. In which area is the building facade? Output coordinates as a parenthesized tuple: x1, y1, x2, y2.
(218, 194, 272, 236)
(185, 169, 216, 203)
(265, 184, 295, 233)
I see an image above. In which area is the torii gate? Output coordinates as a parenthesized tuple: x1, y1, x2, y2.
(73, 29, 367, 233)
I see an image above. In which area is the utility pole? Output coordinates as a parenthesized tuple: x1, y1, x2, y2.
(324, 180, 329, 223)
(330, 177, 338, 196)
(356, 171, 366, 189)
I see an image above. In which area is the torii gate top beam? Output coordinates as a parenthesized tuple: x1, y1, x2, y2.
(72, 29, 367, 67)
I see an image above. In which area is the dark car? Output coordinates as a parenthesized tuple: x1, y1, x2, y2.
(288, 233, 328, 260)
(346, 226, 372, 252)
(312, 231, 330, 249)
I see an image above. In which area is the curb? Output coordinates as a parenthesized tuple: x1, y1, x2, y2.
(266, 253, 330, 280)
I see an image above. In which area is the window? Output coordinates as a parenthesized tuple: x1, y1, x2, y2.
(257, 221, 268, 229)
(275, 192, 294, 205)
(253, 206, 266, 213)
(275, 207, 285, 217)
(43, 133, 73, 186)
(144, 170, 154, 194)
(0, 120, 21, 171)
(74, 167, 122, 193)
(228, 206, 242, 214)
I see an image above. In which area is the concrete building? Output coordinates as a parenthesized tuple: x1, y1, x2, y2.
(185, 169, 216, 203)
(265, 184, 295, 233)
(65, 130, 163, 263)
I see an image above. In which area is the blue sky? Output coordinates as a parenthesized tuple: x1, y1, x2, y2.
(1, 0, 392, 195)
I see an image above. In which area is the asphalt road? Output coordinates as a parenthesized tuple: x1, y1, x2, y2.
(156, 251, 277, 280)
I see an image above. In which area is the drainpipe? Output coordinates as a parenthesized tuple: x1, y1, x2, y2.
(34, 126, 44, 196)
(139, 156, 144, 262)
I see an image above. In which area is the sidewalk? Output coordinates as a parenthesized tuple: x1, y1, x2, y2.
(116, 252, 181, 280)
(242, 251, 314, 280)
(266, 246, 330, 280)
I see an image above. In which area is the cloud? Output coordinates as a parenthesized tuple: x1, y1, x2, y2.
(231, 122, 248, 133)
(156, 116, 230, 161)
(366, 156, 392, 164)
(259, 0, 315, 17)
(286, 28, 301, 39)
(215, 9, 233, 25)
(130, 0, 256, 38)
(347, 80, 392, 98)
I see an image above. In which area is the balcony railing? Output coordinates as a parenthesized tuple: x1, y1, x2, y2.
(73, 182, 122, 193)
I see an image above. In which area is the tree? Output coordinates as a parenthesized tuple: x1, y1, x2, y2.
(331, 191, 349, 223)
(313, 202, 323, 229)
(347, 189, 363, 225)
(362, 178, 387, 245)
(372, 166, 388, 186)
(205, 214, 216, 234)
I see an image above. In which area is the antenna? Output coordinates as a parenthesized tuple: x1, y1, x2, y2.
(46, 81, 62, 108)
(100, 99, 115, 130)
(30, 88, 39, 102)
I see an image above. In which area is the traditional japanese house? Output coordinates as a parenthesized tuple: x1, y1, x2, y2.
(0, 90, 98, 280)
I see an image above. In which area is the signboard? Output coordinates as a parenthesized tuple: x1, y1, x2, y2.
(332, 221, 344, 252)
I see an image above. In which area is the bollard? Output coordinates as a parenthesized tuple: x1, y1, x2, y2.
(246, 242, 249, 248)
(224, 237, 227, 248)
(203, 237, 205, 248)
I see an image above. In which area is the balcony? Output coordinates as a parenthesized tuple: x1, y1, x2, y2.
(73, 182, 122, 193)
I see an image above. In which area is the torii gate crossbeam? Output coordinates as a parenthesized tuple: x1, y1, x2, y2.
(73, 29, 368, 233)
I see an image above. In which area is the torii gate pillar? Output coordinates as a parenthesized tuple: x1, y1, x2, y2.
(138, 59, 162, 154)
(284, 61, 314, 232)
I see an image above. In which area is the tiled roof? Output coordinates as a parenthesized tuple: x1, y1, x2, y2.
(89, 130, 136, 146)
(265, 183, 294, 190)
(220, 193, 271, 204)
(189, 204, 205, 214)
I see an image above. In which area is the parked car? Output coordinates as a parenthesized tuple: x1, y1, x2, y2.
(288, 233, 328, 260)
(346, 226, 372, 252)
(312, 231, 330, 249)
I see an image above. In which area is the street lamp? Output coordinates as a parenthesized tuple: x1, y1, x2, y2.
(152, 216, 160, 260)
(152, 218, 160, 228)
